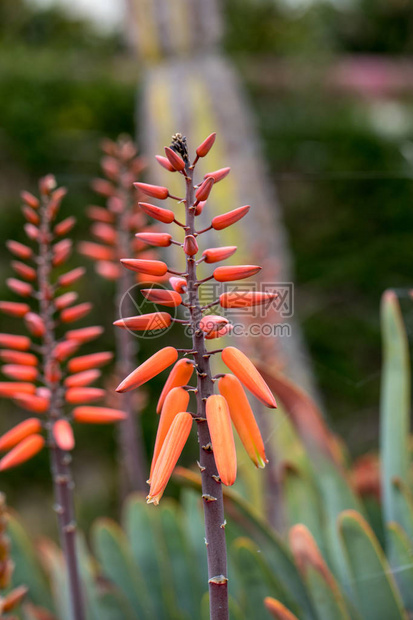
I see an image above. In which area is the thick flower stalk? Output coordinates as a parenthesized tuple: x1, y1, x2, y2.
(79, 136, 156, 493)
(115, 133, 277, 620)
(0, 176, 127, 620)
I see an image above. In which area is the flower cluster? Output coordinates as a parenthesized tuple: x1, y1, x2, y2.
(115, 132, 278, 505)
(0, 176, 126, 471)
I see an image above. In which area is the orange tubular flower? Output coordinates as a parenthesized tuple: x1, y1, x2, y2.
(164, 146, 186, 171)
(0, 382, 35, 397)
(2, 365, 38, 382)
(204, 167, 231, 183)
(150, 387, 190, 479)
(60, 303, 92, 323)
(116, 347, 178, 393)
(0, 333, 31, 350)
(141, 289, 182, 307)
(136, 232, 173, 247)
(0, 350, 37, 366)
(0, 435, 45, 471)
(64, 369, 101, 388)
(120, 258, 168, 277)
(199, 315, 229, 336)
(6, 240, 32, 261)
(67, 351, 113, 373)
(24, 313, 46, 337)
(169, 277, 187, 293)
(221, 346, 277, 408)
(65, 387, 105, 404)
(0, 418, 42, 452)
(58, 267, 86, 287)
(73, 406, 127, 424)
(53, 419, 75, 451)
(147, 412, 193, 505)
(195, 177, 214, 202)
(206, 395, 237, 486)
(65, 326, 104, 343)
(114, 312, 172, 331)
(14, 394, 49, 413)
(219, 291, 278, 308)
(156, 358, 194, 413)
(218, 374, 267, 468)
(138, 202, 175, 224)
(202, 246, 237, 264)
(211, 205, 250, 230)
(0, 301, 30, 318)
(55, 292, 78, 310)
(134, 182, 169, 200)
(78, 242, 114, 262)
(156, 155, 176, 172)
(213, 265, 261, 282)
(196, 132, 216, 158)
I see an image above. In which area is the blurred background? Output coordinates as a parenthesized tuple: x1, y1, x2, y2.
(1, 0, 413, 536)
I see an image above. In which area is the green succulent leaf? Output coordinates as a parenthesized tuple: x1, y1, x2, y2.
(387, 521, 413, 613)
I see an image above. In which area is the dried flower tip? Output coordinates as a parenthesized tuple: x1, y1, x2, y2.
(78, 242, 115, 262)
(91, 178, 114, 197)
(196, 132, 216, 158)
(55, 216, 76, 237)
(150, 387, 190, 478)
(155, 155, 176, 172)
(221, 346, 277, 408)
(11, 261, 36, 281)
(58, 268, 86, 289)
(0, 301, 30, 318)
(53, 419, 75, 451)
(0, 435, 45, 471)
(87, 205, 115, 223)
(141, 289, 182, 308)
(183, 235, 199, 256)
(138, 202, 175, 224)
(0, 334, 31, 351)
(199, 315, 229, 336)
(52, 239, 72, 266)
(95, 261, 121, 280)
(65, 387, 105, 404)
(147, 412, 192, 505)
(0, 419, 41, 453)
(39, 174, 56, 195)
(6, 240, 32, 260)
(134, 182, 169, 200)
(212, 205, 250, 230)
(205, 167, 230, 183)
(2, 365, 38, 382)
(24, 313, 46, 337)
(195, 177, 214, 202)
(206, 395, 237, 486)
(14, 393, 49, 413)
(21, 191, 39, 209)
(0, 350, 37, 366)
(68, 351, 113, 374)
(114, 312, 171, 331)
(22, 206, 40, 225)
(218, 374, 267, 468)
(53, 340, 80, 362)
(60, 303, 92, 324)
(73, 406, 127, 424)
(121, 258, 168, 277)
(203, 246, 237, 264)
(64, 369, 101, 388)
(55, 292, 78, 310)
(220, 291, 278, 308)
(213, 265, 261, 282)
(2, 585, 29, 612)
(169, 277, 187, 293)
(164, 147, 186, 172)
(91, 222, 117, 245)
(6, 278, 33, 297)
(24, 223, 39, 241)
(264, 598, 299, 620)
(156, 358, 194, 413)
(135, 232, 172, 247)
(0, 382, 35, 397)
(65, 326, 103, 343)
(116, 347, 178, 393)
(205, 324, 233, 340)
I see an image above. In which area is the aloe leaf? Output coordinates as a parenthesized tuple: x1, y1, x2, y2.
(7, 513, 53, 612)
(380, 290, 410, 530)
(264, 597, 300, 620)
(387, 521, 413, 612)
(289, 524, 351, 620)
(180, 490, 208, 587)
(174, 467, 315, 620)
(37, 539, 71, 620)
(391, 478, 413, 541)
(91, 518, 151, 619)
(338, 510, 406, 620)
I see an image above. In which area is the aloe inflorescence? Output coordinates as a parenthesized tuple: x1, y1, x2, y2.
(115, 132, 278, 620)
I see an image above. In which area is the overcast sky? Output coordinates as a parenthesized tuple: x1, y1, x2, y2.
(30, 0, 126, 31)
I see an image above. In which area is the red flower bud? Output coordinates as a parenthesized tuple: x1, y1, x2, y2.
(164, 147, 186, 172)
(114, 312, 171, 331)
(205, 167, 230, 183)
(212, 205, 250, 230)
(0, 334, 31, 351)
(55, 292, 79, 310)
(39, 174, 56, 195)
(0, 350, 37, 366)
(134, 182, 169, 200)
(87, 206, 115, 224)
(169, 277, 187, 293)
(213, 265, 261, 282)
(121, 258, 168, 277)
(194, 200, 206, 216)
(2, 365, 37, 382)
(68, 352, 113, 374)
(14, 393, 49, 413)
(0, 302, 30, 318)
(221, 346, 277, 408)
(60, 303, 92, 324)
(199, 315, 229, 336)
(195, 177, 214, 202)
(78, 242, 115, 262)
(65, 326, 103, 343)
(95, 261, 121, 280)
(64, 369, 101, 388)
(7, 278, 33, 297)
(206, 395, 237, 486)
(24, 223, 39, 241)
(183, 235, 198, 256)
(196, 132, 216, 158)
(139, 202, 175, 224)
(55, 216, 76, 237)
(135, 232, 172, 247)
(22, 206, 40, 225)
(156, 359, 194, 413)
(155, 155, 176, 172)
(73, 406, 127, 424)
(20, 191, 39, 209)
(52, 239, 72, 266)
(0, 418, 42, 452)
(65, 387, 105, 404)
(91, 178, 114, 197)
(0, 435, 45, 471)
(205, 324, 233, 340)
(53, 340, 80, 362)
(220, 291, 277, 308)
(11, 261, 36, 281)
(6, 240, 32, 260)
(91, 222, 117, 245)
(116, 347, 178, 393)
(24, 313, 46, 337)
(141, 289, 182, 307)
(0, 382, 35, 397)
(53, 419, 75, 451)
(202, 246, 237, 264)
(58, 267, 86, 288)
